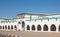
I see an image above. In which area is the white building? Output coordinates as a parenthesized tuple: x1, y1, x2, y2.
(0, 13, 60, 32)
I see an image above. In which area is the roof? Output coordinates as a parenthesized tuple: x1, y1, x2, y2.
(0, 18, 17, 20)
(17, 13, 48, 16)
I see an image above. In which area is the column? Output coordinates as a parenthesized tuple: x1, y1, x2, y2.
(41, 25, 43, 32)
(10, 25, 11, 30)
(7, 25, 8, 30)
(48, 25, 50, 32)
(30, 25, 32, 31)
(35, 25, 37, 31)
(13, 25, 14, 31)
(56, 25, 58, 32)
(25, 25, 27, 31)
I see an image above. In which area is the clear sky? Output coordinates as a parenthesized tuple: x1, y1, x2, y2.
(0, 0, 60, 18)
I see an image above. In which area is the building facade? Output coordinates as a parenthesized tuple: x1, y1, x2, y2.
(0, 13, 60, 32)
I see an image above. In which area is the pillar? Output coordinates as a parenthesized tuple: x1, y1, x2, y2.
(41, 25, 43, 32)
(30, 25, 32, 31)
(12, 25, 14, 30)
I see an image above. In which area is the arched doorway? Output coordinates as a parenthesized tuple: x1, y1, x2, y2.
(14, 25, 17, 30)
(3, 26, 4, 29)
(43, 24, 48, 31)
(37, 25, 41, 31)
(32, 25, 35, 30)
(0, 26, 2, 29)
(22, 21, 25, 28)
(51, 24, 56, 31)
(5, 25, 7, 29)
(8, 25, 10, 29)
(59, 25, 60, 31)
(27, 25, 30, 30)
(11, 25, 13, 30)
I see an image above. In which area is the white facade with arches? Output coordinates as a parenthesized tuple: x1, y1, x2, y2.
(0, 13, 60, 32)
(25, 18, 60, 32)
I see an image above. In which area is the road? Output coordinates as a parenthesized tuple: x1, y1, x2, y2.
(0, 30, 60, 37)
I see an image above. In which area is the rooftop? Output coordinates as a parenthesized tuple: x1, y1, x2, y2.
(17, 13, 48, 16)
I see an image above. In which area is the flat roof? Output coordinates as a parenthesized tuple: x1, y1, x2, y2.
(17, 13, 48, 16)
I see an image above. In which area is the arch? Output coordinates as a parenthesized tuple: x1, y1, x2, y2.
(59, 25, 60, 31)
(3, 26, 4, 29)
(32, 25, 35, 30)
(14, 25, 17, 28)
(0, 26, 2, 29)
(51, 24, 56, 31)
(18, 22, 21, 24)
(8, 25, 10, 29)
(43, 24, 48, 31)
(5, 25, 7, 29)
(11, 25, 13, 29)
(27, 25, 30, 30)
(14, 25, 17, 30)
(22, 21, 25, 28)
(37, 25, 41, 31)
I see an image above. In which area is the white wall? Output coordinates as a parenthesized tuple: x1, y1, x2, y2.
(25, 18, 60, 32)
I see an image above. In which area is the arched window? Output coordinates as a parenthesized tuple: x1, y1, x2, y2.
(0, 26, 2, 29)
(18, 22, 21, 24)
(3, 26, 4, 29)
(14, 25, 17, 28)
(14, 25, 17, 30)
(37, 25, 41, 31)
(8, 25, 10, 29)
(11, 25, 13, 29)
(5, 25, 7, 29)
(43, 24, 48, 31)
(22, 21, 25, 28)
(27, 25, 30, 30)
(32, 25, 35, 30)
(51, 24, 56, 31)
(59, 25, 60, 31)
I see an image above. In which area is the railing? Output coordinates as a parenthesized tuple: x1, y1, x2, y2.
(25, 17, 60, 22)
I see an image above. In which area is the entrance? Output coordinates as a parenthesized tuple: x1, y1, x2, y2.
(22, 21, 25, 28)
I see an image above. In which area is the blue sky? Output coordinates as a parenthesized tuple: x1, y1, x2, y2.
(0, 0, 60, 18)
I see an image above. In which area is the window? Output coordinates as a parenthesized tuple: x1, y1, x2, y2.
(5, 25, 7, 29)
(51, 24, 56, 31)
(11, 25, 13, 29)
(27, 25, 30, 30)
(8, 25, 10, 29)
(43, 24, 48, 31)
(0, 26, 2, 29)
(37, 25, 41, 31)
(32, 25, 35, 30)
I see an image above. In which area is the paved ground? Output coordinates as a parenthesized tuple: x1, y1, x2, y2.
(0, 30, 60, 37)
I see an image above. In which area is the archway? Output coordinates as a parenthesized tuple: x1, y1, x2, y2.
(11, 25, 13, 30)
(8, 25, 10, 29)
(59, 25, 60, 31)
(27, 25, 30, 30)
(0, 26, 2, 29)
(14, 25, 17, 30)
(43, 24, 48, 31)
(32, 25, 35, 30)
(22, 21, 25, 28)
(5, 25, 7, 29)
(3, 26, 4, 29)
(51, 24, 56, 31)
(37, 25, 41, 31)
(14, 25, 17, 28)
